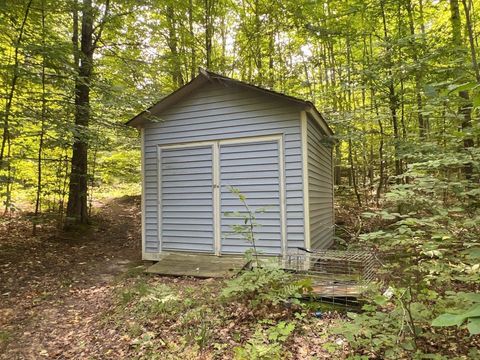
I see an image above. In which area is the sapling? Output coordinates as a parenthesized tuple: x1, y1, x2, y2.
(224, 186, 267, 267)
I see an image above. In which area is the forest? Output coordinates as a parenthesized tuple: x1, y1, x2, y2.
(0, 0, 479, 358)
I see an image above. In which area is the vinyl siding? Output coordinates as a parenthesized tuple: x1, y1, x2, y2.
(307, 117, 334, 249)
(143, 82, 304, 254)
(220, 140, 282, 254)
(160, 145, 214, 252)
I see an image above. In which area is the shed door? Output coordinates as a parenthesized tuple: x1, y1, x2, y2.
(160, 145, 214, 253)
(220, 140, 283, 255)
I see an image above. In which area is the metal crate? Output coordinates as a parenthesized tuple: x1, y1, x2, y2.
(281, 248, 382, 306)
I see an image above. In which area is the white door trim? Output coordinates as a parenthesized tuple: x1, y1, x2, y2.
(156, 134, 287, 257)
(157, 142, 216, 254)
(218, 135, 286, 256)
(156, 134, 283, 150)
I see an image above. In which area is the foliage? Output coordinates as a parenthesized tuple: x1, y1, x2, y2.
(333, 288, 434, 358)
(109, 273, 338, 359)
(333, 143, 480, 358)
(233, 321, 296, 360)
(222, 261, 313, 310)
(432, 292, 480, 335)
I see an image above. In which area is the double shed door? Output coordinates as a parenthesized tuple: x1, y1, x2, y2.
(158, 136, 286, 255)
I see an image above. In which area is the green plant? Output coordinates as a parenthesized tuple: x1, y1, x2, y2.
(432, 292, 480, 335)
(225, 186, 268, 266)
(222, 261, 312, 309)
(223, 187, 312, 309)
(332, 287, 432, 359)
(233, 321, 296, 360)
(181, 306, 216, 351)
(334, 148, 480, 358)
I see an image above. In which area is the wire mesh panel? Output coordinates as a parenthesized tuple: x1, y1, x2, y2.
(281, 248, 381, 307)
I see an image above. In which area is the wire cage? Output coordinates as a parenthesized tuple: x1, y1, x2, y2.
(281, 248, 382, 307)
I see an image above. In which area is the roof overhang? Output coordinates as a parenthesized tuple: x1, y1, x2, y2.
(126, 69, 334, 137)
(304, 103, 334, 137)
(126, 72, 210, 127)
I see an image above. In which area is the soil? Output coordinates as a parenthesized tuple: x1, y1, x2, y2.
(0, 196, 145, 359)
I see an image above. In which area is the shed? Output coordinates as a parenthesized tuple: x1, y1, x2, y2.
(127, 69, 334, 261)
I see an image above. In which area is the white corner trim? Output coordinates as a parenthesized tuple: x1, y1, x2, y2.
(300, 111, 311, 250)
(331, 146, 335, 244)
(157, 146, 163, 255)
(213, 142, 221, 256)
(140, 128, 146, 259)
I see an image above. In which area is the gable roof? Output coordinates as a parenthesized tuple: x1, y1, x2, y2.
(126, 69, 333, 136)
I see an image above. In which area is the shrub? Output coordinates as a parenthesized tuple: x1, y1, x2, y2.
(222, 261, 313, 310)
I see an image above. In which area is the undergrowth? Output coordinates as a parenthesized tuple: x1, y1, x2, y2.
(105, 267, 344, 359)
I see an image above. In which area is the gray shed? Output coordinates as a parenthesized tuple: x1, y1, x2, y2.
(127, 69, 334, 261)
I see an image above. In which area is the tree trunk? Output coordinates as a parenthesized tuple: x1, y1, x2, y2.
(348, 138, 362, 207)
(66, 0, 94, 225)
(406, 0, 427, 138)
(1, 0, 33, 213)
(0, 0, 32, 163)
(34, 0, 47, 235)
(380, 0, 402, 178)
(462, 0, 480, 82)
(450, 0, 474, 178)
(188, 0, 196, 80)
(166, 5, 183, 87)
(334, 143, 342, 185)
(204, 0, 213, 69)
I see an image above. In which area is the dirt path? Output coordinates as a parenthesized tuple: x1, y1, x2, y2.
(0, 196, 144, 359)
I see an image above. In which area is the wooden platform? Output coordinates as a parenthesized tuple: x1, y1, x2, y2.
(146, 253, 249, 278)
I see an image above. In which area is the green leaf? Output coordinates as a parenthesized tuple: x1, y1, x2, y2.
(463, 247, 480, 259)
(373, 295, 388, 306)
(431, 313, 465, 327)
(464, 293, 480, 303)
(347, 312, 358, 320)
(463, 304, 480, 318)
(401, 340, 415, 351)
(448, 82, 478, 93)
(467, 317, 480, 335)
(473, 94, 480, 108)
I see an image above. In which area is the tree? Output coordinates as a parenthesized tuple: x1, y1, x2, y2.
(66, 0, 110, 225)
(449, 0, 475, 179)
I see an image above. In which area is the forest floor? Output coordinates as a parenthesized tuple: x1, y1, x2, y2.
(0, 196, 346, 359)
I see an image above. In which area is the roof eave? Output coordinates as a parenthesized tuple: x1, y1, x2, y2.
(304, 103, 334, 137)
(126, 73, 211, 128)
